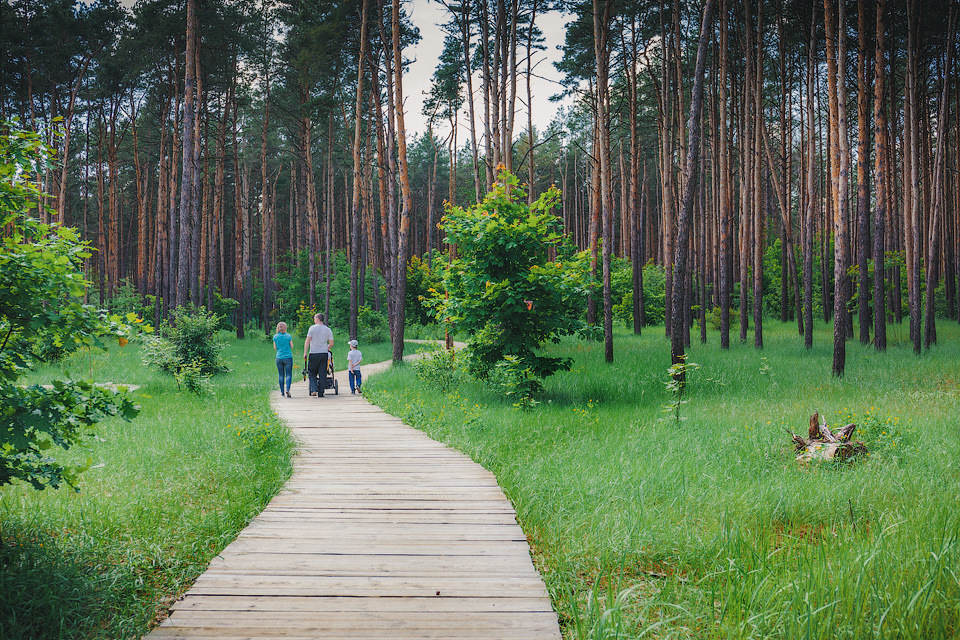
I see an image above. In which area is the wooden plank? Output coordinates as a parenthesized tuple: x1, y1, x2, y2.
(174, 596, 555, 613)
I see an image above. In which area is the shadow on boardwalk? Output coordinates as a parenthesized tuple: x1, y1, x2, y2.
(145, 356, 560, 640)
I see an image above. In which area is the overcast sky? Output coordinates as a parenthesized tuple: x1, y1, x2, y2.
(403, 1, 573, 138)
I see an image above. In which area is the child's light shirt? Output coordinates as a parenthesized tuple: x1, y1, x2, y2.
(347, 349, 362, 370)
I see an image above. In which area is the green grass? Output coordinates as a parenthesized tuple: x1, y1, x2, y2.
(363, 320, 960, 640)
(0, 329, 415, 638)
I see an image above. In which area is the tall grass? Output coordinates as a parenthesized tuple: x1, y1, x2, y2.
(364, 320, 960, 639)
(1, 335, 295, 639)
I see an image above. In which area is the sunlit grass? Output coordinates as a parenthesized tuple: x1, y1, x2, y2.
(1, 337, 294, 639)
(364, 319, 960, 640)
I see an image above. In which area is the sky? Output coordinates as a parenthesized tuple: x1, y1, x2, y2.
(403, 1, 574, 138)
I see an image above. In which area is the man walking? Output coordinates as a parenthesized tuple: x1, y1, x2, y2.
(303, 313, 334, 397)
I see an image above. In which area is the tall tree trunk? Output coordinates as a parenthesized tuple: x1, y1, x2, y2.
(670, 0, 716, 368)
(177, 0, 198, 310)
(905, 0, 921, 353)
(804, 5, 817, 349)
(873, 0, 888, 351)
(718, 0, 731, 349)
(390, 0, 412, 362)
(856, 0, 872, 344)
(593, 0, 614, 362)
(924, 2, 957, 349)
(825, 0, 851, 376)
(349, 0, 370, 340)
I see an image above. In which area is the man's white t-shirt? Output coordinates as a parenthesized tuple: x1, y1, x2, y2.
(306, 323, 334, 354)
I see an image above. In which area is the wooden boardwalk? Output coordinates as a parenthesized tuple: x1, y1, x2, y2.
(145, 360, 561, 640)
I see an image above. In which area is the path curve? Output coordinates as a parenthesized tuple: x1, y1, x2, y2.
(145, 354, 560, 639)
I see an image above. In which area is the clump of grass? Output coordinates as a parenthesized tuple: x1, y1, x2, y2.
(364, 320, 960, 639)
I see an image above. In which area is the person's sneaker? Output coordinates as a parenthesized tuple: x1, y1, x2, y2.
(286, 392, 292, 398)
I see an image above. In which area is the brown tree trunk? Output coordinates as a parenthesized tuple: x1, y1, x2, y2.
(177, 0, 198, 310)
(670, 0, 716, 368)
(350, 0, 370, 341)
(391, 0, 412, 362)
(873, 0, 888, 351)
(593, 0, 614, 362)
(856, 0, 872, 345)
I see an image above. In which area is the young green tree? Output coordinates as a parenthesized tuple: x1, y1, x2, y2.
(439, 170, 589, 392)
(0, 121, 141, 490)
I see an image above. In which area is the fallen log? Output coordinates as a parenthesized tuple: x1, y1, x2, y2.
(789, 412, 867, 463)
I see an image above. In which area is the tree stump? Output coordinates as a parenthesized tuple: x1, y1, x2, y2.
(789, 412, 867, 462)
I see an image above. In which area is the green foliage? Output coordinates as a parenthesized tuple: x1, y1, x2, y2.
(413, 346, 465, 392)
(841, 408, 916, 463)
(210, 291, 240, 330)
(141, 306, 229, 384)
(103, 279, 157, 321)
(612, 262, 666, 326)
(292, 302, 317, 337)
(406, 253, 444, 327)
(357, 305, 388, 343)
(232, 408, 291, 454)
(0, 381, 139, 490)
(663, 356, 700, 423)
(439, 169, 590, 385)
(487, 355, 541, 409)
(1, 120, 143, 490)
(172, 360, 213, 396)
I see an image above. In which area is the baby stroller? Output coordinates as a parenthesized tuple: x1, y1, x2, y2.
(323, 352, 339, 395)
(305, 353, 339, 395)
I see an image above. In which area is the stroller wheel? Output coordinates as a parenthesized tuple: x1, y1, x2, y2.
(334, 380, 339, 395)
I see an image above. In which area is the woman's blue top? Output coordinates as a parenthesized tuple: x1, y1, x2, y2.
(273, 332, 293, 359)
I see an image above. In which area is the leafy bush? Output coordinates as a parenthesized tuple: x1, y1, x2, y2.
(406, 252, 445, 327)
(173, 359, 213, 396)
(104, 278, 156, 320)
(358, 305, 389, 343)
(232, 409, 290, 454)
(439, 169, 590, 387)
(612, 262, 667, 327)
(292, 302, 317, 337)
(142, 306, 229, 382)
(413, 347, 465, 392)
(486, 354, 540, 408)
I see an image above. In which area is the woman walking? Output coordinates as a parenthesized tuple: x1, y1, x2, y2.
(273, 321, 294, 397)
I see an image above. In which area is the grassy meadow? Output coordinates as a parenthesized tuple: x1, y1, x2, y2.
(0, 328, 396, 639)
(363, 320, 960, 640)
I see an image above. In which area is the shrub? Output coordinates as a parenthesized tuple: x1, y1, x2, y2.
(232, 409, 290, 454)
(358, 305, 389, 343)
(142, 307, 229, 383)
(173, 360, 213, 396)
(413, 347, 465, 392)
(439, 169, 590, 387)
(293, 302, 317, 337)
(487, 354, 541, 408)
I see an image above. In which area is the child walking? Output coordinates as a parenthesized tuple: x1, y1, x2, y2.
(347, 339, 363, 394)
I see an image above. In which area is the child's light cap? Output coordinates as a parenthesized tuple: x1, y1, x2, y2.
(348, 339, 359, 347)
